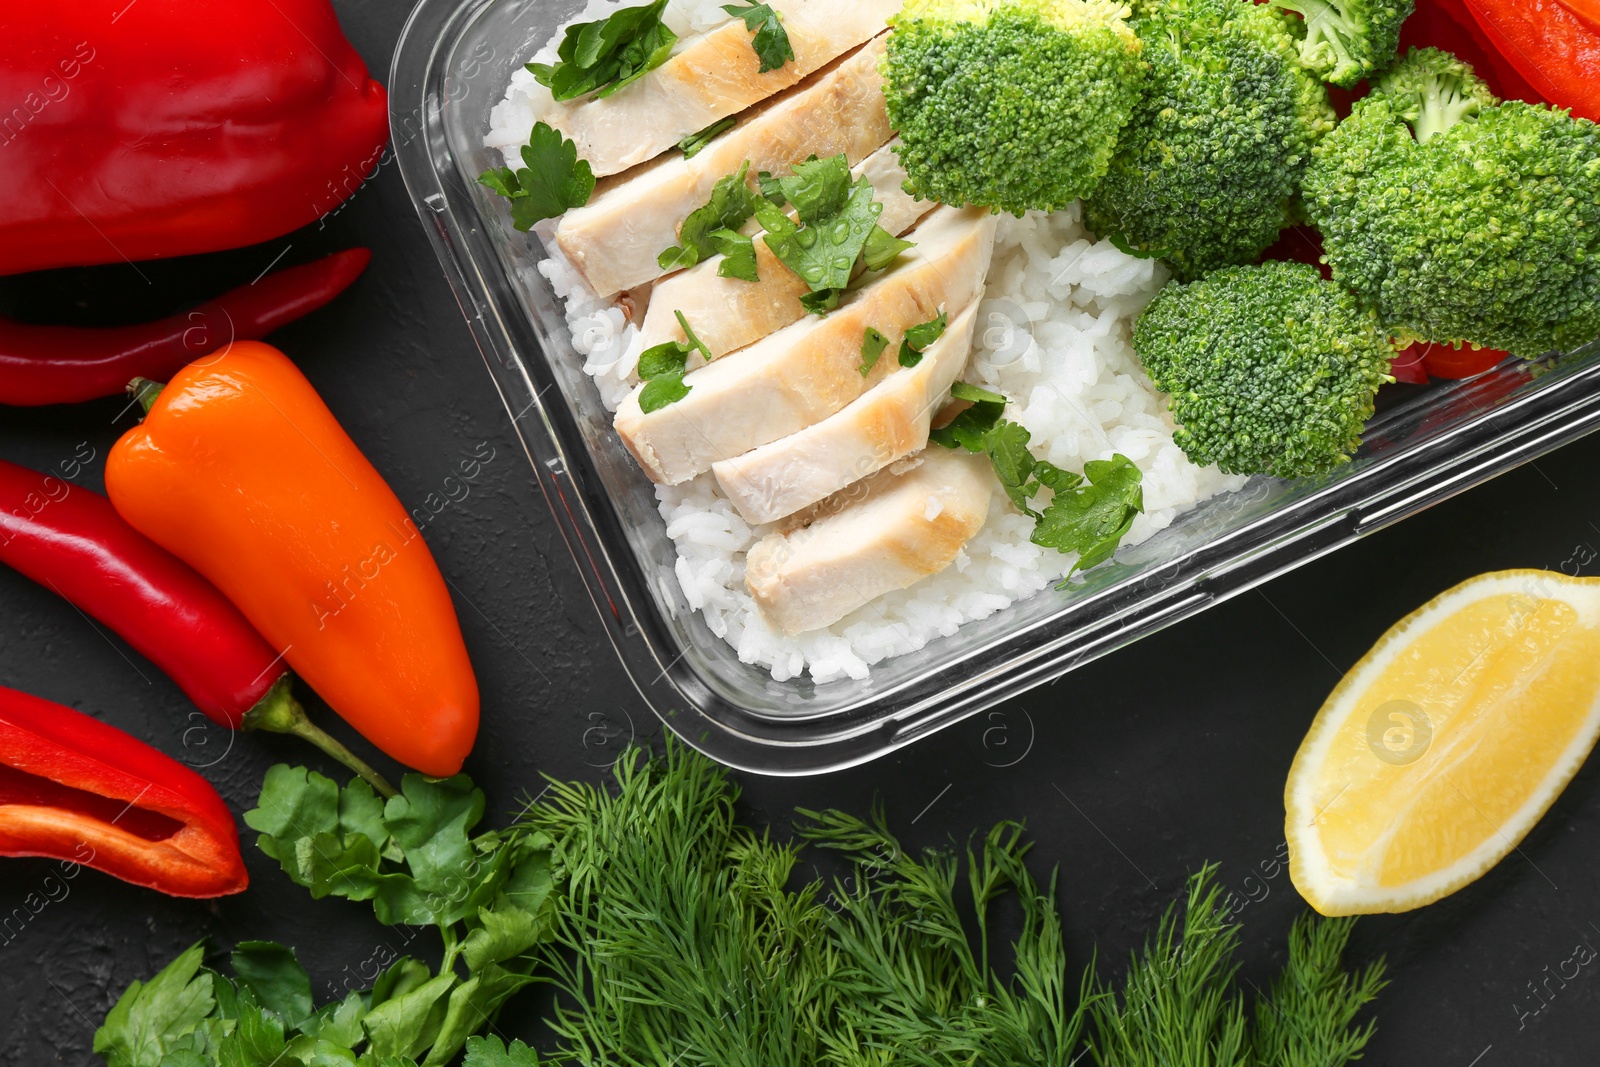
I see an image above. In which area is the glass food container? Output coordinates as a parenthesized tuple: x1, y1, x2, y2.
(390, 0, 1600, 774)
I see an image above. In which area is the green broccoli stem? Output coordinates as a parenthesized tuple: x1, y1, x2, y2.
(1413, 76, 1484, 143)
(1271, 0, 1356, 70)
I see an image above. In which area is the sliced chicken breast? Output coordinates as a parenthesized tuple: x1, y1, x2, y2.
(544, 0, 902, 176)
(744, 448, 994, 635)
(636, 140, 933, 358)
(614, 206, 998, 484)
(555, 36, 892, 297)
(713, 301, 979, 524)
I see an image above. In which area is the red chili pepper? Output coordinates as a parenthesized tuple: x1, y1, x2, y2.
(0, 1, 389, 276)
(0, 686, 247, 898)
(0, 249, 370, 407)
(1460, 0, 1600, 120)
(0, 459, 396, 795)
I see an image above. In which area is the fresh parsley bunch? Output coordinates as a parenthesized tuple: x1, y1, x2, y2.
(93, 769, 556, 1067)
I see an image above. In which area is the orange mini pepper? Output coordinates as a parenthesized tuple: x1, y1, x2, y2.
(104, 342, 479, 777)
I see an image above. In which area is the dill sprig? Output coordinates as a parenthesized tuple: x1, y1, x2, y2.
(518, 743, 1386, 1067)
(1084, 864, 1250, 1067)
(1084, 865, 1387, 1067)
(1251, 914, 1388, 1067)
(517, 742, 837, 1067)
(798, 806, 1085, 1066)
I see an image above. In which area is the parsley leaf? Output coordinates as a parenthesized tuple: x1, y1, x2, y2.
(930, 385, 1082, 513)
(229, 942, 313, 1030)
(477, 121, 594, 230)
(637, 311, 710, 412)
(711, 229, 759, 281)
(931, 381, 1008, 451)
(530, 0, 678, 101)
(861, 226, 914, 272)
(776, 154, 853, 224)
(800, 288, 842, 315)
(722, 1, 795, 72)
(1032, 454, 1144, 575)
(761, 172, 882, 293)
(898, 309, 947, 367)
(93, 942, 216, 1067)
(678, 116, 736, 158)
(859, 327, 891, 375)
(658, 161, 762, 271)
(756, 169, 786, 206)
(466, 1034, 542, 1066)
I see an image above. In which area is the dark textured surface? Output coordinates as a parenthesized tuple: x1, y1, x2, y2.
(3, 2, 1599, 1062)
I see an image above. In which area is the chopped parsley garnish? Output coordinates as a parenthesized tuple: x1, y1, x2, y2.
(759, 166, 881, 292)
(678, 117, 736, 158)
(931, 381, 1007, 450)
(931, 383, 1143, 573)
(775, 154, 853, 223)
(862, 226, 914, 271)
(799, 288, 841, 315)
(756, 170, 786, 206)
(528, 0, 678, 101)
(897, 309, 946, 367)
(722, 2, 795, 73)
(859, 327, 891, 375)
(637, 311, 712, 413)
(710, 229, 759, 282)
(1032, 454, 1144, 576)
(657, 161, 763, 272)
(657, 154, 916, 302)
(477, 121, 595, 230)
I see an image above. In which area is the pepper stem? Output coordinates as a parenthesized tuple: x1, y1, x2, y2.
(127, 377, 165, 415)
(243, 676, 397, 798)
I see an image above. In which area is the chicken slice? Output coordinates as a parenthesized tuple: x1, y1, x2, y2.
(555, 36, 892, 297)
(713, 300, 978, 524)
(635, 140, 933, 359)
(614, 206, 998, 484)
(744, 448, 994, 635)
(544, 0, 902, 177)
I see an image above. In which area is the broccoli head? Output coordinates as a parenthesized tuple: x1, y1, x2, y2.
(884, 0, 1146, 215)
(1304, 47, 1600, 359)
(1134, 262, 1395, 478)
(1266, 0, 1414, 88)
(1084, 0, 1335, 281)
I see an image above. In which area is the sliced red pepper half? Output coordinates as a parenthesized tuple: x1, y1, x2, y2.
(1462, 0, 1600, 120)
(0, 686, 247, 898)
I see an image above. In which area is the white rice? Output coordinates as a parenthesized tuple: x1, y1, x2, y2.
(529, 204, 1247, 682)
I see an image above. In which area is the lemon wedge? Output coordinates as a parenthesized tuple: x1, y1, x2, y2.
(1286, 569, 1600, 915)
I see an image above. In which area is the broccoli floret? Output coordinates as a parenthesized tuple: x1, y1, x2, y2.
(1266, 0, 1414, 88)
(1304, 48, 1600, 359)
(884, 0, 1146, 215)
(1084, 0, 1335, 281)
(1134, 262, 1395, 478)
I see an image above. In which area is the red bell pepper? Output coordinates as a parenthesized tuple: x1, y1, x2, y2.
(0, 1, 389, 276)
(0, 459, 395, 796)
(1388, 344, 1431, 384)
(1400, 0, 1547, 105)
(1416, 341, 1511, 379)
(1461, 0, 1600, 119)
(0, 686, 247, 898)
(0, 249, 370, 407)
